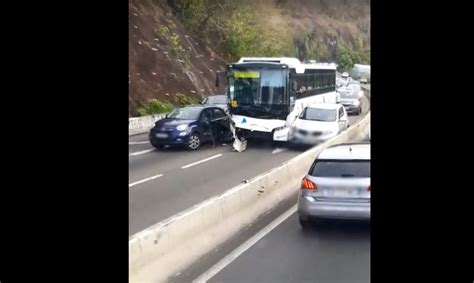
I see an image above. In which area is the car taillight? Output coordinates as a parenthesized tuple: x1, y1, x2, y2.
(367, 185, 371, 192)
(301, 177, 317, 190)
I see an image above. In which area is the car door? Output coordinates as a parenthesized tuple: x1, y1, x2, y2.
(338, 106, 347, 132)
(200, 109, 213, 141)
(211, 108, 230, 138)
(341, 106, 349, 129)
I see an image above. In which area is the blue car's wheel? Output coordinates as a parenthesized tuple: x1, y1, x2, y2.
(187, 133, 201, 150)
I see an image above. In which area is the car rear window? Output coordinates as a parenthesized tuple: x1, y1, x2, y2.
(310, 160, 370, 178)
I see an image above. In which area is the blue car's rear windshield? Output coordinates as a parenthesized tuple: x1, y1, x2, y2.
(167, 107, 201, 120)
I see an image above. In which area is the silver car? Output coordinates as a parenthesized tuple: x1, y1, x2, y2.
(337, 87, 362, 115)
(202, 95, 229, 113)
(297, 143, 370, 228)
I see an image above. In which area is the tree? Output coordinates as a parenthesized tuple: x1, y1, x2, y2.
(337, 52, 353, 72)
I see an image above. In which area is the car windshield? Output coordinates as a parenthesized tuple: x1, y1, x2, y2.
(339, 90, 356, 98)
(205, 96, 228, 104)
(299, 108, 336, 122)
(167, 107, 201, 120)
(311, 160, 370, 177)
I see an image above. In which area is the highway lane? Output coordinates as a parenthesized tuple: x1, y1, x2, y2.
(129, 96, 370, 236)
(129, 143, 303, 235)
(207, 211, 370, 283)
(172, 133, 371, 283)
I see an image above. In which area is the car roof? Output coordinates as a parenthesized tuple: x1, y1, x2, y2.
(338, 87, 353, 91)
(318, 143, 370, 160)
(306, 103, 340, 110)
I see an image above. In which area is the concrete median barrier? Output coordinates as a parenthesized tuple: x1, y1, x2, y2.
(129, 113, 167, 136)
(129, 111, 370, 282)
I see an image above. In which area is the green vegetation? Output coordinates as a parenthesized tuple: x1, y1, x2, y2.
(335, 37, 370, 72)
(159, 26, 170, 37)
(175, 92, 200, 106)
(137, 99, 174, 116)
(137, 93, 201, 116)
(167, 0, 369, 68)
(167, 0, 293, 61)
(158, 26, 182, 52)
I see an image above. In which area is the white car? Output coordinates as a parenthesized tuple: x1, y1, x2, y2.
(348, 80, 361, 87)
(347, 83, 363, 98)
(289, 103, 349, 146)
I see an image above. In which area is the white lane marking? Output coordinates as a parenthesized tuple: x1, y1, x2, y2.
(192, 204, 297, 283)
(129, 173, 163, 188)
(129, 149, 154, 156)
(181, 154, 223, 169)
(129, 141, 149, 145)
(272, 147, 287, 154)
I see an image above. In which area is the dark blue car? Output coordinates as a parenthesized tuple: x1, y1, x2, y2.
(149, 105, 233, 150)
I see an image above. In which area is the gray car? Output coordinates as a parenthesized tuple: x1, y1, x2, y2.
(337, 87, 362, 115)
(297, 143, 370, 228)
(202, 95, 229, 113)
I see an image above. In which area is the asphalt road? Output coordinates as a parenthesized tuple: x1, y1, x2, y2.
(208, 212, 370, 283)
(172, 132, 371, 283)
(129, 95, 370, 236)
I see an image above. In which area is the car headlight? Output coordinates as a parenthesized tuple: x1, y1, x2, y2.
(176, 124, 188, 131)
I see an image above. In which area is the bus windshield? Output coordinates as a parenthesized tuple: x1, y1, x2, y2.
(228, 68, 288, 119)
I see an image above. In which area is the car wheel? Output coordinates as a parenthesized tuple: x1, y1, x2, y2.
(299, 215, 312, 229)
(187, 133, 201, 150)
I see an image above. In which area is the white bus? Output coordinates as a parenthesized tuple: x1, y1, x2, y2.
(226, 57, 337, 142)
